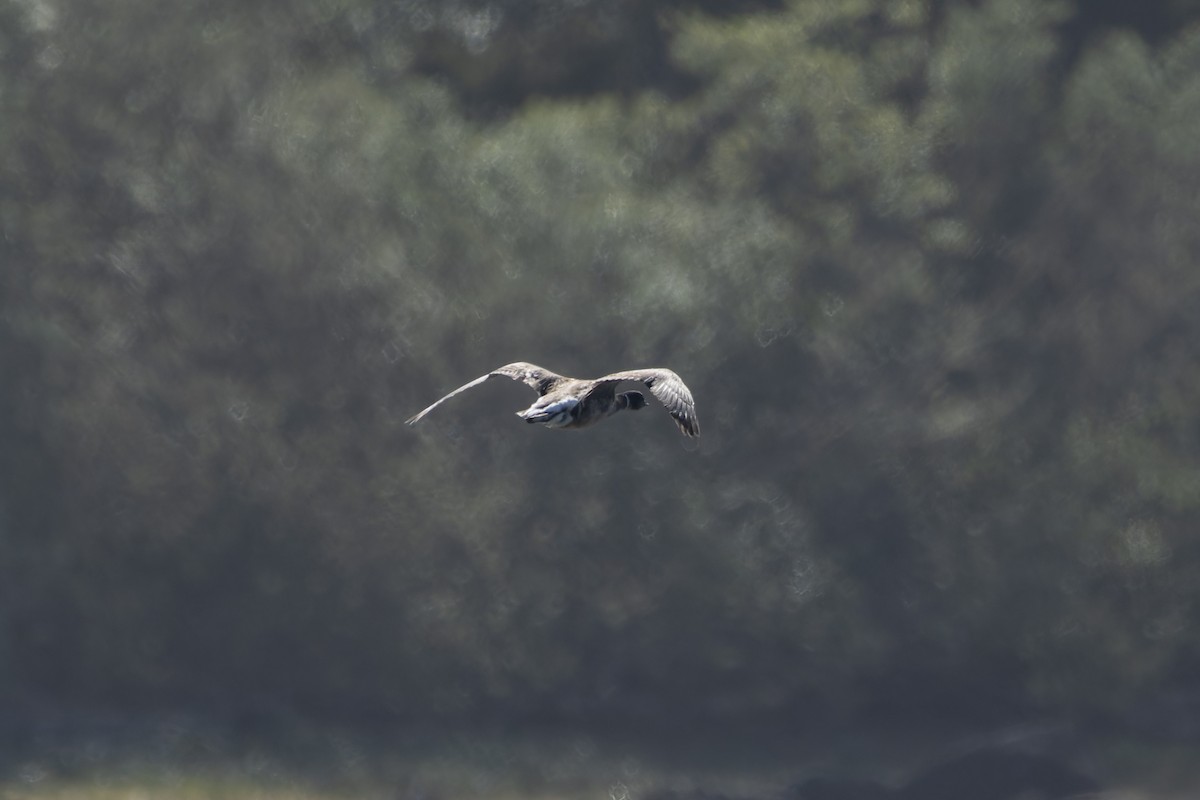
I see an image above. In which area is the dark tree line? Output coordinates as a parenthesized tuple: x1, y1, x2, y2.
(2, 0, 1199, 729)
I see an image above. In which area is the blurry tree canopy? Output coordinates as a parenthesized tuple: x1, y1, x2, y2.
(2, 0, 1200, 728)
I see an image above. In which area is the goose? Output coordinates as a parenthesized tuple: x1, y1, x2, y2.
(406, 362, 699, 437)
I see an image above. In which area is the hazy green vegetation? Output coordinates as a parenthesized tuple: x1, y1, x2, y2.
(2, 0, 1200, 774)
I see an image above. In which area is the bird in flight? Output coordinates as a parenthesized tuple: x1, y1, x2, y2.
(406, 362, 700, 437)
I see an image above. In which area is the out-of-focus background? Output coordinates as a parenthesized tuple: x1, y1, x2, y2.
(2, 0, 1200, 797)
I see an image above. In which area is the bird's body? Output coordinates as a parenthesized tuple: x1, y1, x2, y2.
(406, 362, 699, 437)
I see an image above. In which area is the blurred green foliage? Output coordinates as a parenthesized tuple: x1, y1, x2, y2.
(2, 0, 1199, 727)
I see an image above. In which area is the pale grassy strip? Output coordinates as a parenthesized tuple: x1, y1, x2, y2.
(5, 728, 1199, 800)
(0, 778, 339, 800)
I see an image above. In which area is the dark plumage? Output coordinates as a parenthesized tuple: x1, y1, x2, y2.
(405, 362, 699, 437)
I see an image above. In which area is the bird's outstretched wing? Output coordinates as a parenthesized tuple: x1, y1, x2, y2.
(590, 368, 700, 437)
(405, 362, 565, 425)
